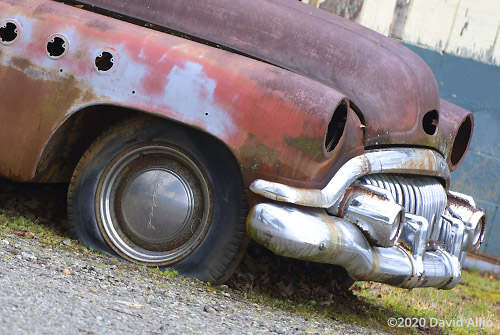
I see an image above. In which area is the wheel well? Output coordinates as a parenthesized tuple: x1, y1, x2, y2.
(35, 105, 137, 182)
(34, 105, 242, 184)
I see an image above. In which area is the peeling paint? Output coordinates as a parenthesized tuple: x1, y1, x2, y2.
(162, 62, 236, 138)
(0, 0, 345, 187)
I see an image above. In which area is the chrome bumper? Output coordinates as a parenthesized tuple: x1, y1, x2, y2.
(250, 148, 450, 208)
(248, 148, 486, 289)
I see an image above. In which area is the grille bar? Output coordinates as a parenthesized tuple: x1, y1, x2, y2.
(359, 174, 447, 240)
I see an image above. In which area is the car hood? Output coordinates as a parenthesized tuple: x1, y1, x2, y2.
(76, 0, 453, 155)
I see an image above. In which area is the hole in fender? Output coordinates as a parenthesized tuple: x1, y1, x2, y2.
(450, 115, 472, 167)
(47, 36, 67, 58)
(325, 101, 348, 152)
(0, 21, 19, 44)
(423, 110, 439, 135)
(95, 51, 115, 72)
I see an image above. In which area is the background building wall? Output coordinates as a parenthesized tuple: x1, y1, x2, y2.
(301, 0, 500, 258)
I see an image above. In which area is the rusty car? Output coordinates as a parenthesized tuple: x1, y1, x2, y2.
(0, 0, 487, 288)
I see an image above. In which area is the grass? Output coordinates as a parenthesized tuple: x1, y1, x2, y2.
(148, 266, 179, 279)
(351, 272, 500, 335)
(239, 290, 318, 317)
(234, 271, 499, 335)
(0, 214, 70, 247)
(1, 212, 499, 334)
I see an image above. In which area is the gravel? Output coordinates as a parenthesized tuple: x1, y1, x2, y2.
(0, 233, 391, 335)
(0, 178, 393, 334)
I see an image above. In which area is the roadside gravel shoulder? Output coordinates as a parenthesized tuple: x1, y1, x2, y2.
(0, 233, 390, 335)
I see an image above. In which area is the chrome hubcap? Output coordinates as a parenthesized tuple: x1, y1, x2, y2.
(98, 143, 211, 265)
(121, 168, 195, 245)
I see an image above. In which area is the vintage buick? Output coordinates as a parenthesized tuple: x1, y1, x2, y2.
(0, 0, 486, 288)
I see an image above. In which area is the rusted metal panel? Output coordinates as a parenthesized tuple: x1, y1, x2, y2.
(0, 0, 474, 190)
(438, 99, 473, 171)
(68, 0, 457, 162)
(0, 0, 365, 189)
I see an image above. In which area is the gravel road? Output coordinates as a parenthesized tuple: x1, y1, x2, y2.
(0, 233, 391, 335)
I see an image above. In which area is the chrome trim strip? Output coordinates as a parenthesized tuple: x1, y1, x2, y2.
(250, 148, 450, 208)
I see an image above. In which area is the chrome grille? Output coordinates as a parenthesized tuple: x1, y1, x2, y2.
(359, 174, 447, 239)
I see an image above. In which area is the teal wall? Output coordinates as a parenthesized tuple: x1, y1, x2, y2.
(404, 43, 500, 257)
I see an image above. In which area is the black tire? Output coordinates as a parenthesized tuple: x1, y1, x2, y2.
(68, 117, 248, 284)
(333, 265, 355, 289)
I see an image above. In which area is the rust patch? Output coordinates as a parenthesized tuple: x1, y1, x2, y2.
(0, 57, 95, 180)
(335, 188, 352, 217)
(239, 138, 282, 175)
(398, 241, 412, 254)
(0, 0, 344, 190)
(85, 18, 114, 32)
(10, 56, 31, 71)
(336, 184, 388, 216)
(33, 2, 54, 16)
(283, 136, 324, 160)
(0, 0, 454, 192)
(72, 0, 446, 160)
(438, 99, 473, 170)
(359, 155, 372, 174)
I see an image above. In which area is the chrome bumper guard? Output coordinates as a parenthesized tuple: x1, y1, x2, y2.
(248, 149, 486, 289)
